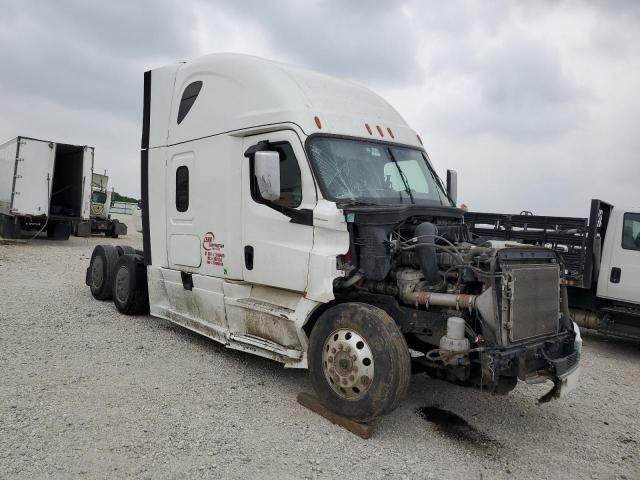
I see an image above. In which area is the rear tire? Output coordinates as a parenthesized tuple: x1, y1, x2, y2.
(87, 244, 119, 300)
(112, 254, 149, 315)
(308, 302, 411, 422)
(116, 245, 136, 256)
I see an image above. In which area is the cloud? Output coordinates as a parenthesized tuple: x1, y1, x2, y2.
(201, 0, 423, 86)
(0, 0, 199, 196)
(0, 0, 637, 218)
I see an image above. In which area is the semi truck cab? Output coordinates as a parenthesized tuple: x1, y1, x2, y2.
(88, 54, 581, 421)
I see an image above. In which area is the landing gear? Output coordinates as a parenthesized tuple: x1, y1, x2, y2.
(308, 303, 411, 422)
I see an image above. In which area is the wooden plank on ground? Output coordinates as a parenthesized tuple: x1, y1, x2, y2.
(297, 392, 374, 439)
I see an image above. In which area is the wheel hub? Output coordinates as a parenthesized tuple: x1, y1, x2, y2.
(91, 256, 104, 289)
(322, 328, 374, 400)
(114, 265, 130, 303)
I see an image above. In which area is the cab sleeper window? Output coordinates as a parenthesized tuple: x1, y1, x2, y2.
(176, 166, 189, 212)
(253, 143, 302, 208)
(177, 81, 203, 124)
(622, 213, 640, 251)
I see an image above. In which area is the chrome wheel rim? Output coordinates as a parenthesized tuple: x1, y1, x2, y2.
(322, 328, 374, 400)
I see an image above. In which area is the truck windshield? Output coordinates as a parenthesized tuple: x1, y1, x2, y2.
(307, 137, 451, 206)
(92, 191, 107, 204)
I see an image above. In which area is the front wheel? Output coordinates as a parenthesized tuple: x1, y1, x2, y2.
(308, 303, 411, 422)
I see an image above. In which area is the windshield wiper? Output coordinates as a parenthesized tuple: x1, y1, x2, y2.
(339, 199, 379, 206)
(387, 148, 415, 204)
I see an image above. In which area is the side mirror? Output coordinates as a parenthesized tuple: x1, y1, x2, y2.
(446, 169, 458, 206)
(255, 151, 281, 202)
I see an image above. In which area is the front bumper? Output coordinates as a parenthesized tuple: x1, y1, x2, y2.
(487, 322, 581, 390)
(543, 322, 582, 399)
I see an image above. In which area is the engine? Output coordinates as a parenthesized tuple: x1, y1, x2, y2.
(336, 216, 577, 394)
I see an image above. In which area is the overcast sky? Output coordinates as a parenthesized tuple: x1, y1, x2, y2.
(1, 0, 638, 216)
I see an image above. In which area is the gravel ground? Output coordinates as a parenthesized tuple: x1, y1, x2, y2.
(1, 216, 639, 480)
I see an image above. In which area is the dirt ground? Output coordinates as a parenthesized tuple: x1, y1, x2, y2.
(1, 216, 639, 479)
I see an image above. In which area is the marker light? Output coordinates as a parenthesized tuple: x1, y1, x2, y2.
(387, 128, 395, 139)
(314, 116, 322, 129)
(376, 125, 384, 137)
(365, 123, 373, 135)
(416, 134, 423, 145)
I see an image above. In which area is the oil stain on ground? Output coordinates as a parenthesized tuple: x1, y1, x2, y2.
(417, 406, 502, 450)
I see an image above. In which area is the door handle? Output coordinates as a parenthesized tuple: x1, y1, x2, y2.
(610, 267, 621, 284)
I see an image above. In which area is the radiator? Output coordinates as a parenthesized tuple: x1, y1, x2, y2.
(505, 264, 560, 342)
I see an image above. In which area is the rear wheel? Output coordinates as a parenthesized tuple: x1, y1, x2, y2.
(308, 303, 411, 422)
(112, 254, 149, 315)
(116, 245, 136, 256)
(87, 244, 119, 300)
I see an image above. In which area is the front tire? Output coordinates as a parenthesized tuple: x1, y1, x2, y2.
(308, 303, 411, 422)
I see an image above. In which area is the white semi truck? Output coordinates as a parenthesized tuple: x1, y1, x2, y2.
(75, 172, 127, 238)
(0, 136, 93, 240)
(466, 200, 640, 341)
(85, 54, 581, 421)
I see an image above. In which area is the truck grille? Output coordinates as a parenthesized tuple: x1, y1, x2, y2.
(506, 264, 560, 342)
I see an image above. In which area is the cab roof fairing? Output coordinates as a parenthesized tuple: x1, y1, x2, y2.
(145, 53, 423, 148)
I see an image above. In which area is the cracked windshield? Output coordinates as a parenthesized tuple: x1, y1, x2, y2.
(308, 137, 450, 206)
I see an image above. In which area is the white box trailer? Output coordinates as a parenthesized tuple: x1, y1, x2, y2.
(0, 136, 93, 239)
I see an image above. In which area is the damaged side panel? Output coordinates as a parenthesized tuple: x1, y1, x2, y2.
(148, 266, 319, 367)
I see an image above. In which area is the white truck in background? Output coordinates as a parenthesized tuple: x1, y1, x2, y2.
(75, 172, 127, 238)
(85, 54, 582, 422)
(466, 200, 640, 340)
(0, 136, 93, 240)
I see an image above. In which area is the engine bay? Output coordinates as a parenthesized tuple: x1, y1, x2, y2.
(334, 209, 578, 394)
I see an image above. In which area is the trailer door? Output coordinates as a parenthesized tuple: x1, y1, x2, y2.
(11, 139, 55, 216)
(81, 147, 94, 221)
